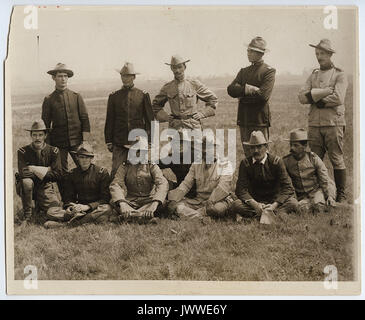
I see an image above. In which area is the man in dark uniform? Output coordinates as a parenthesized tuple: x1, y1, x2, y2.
(104, 62, 154, 178)
(227, 37, 276, 157)
(16, 120, 62, 224)
(41, 63, 91, 174)
(45, 144, 112, 228)
(298, 39, 348, 203)
(231, 131, 298, 222)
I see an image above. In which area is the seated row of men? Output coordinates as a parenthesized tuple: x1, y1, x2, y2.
(16, 120, 337, 228)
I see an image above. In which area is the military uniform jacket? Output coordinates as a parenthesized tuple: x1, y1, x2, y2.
(227, 60, 276, 127)
(42, 88, 90, 148)
(283, 152, 330, 199)
(104, 86, 154, 147)
(110, 162, 169, 206)
(235, 153, 295, 204)
(63, 164, 111, 210)
(17, 143, 62, 183)
(298, 66, 348, 126)
(152, 78, 218, 130)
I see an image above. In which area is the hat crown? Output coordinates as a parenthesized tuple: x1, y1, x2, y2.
(289, 129, 308, 141)
(119, 62, 138, 75)
(249, 131, 268, 145)
(248, 36, 267, 52)
(29, 120, 48, 131)
(48, 63, 74, 77)
(76, 144, 94, 156)
(166, 55, 190, 66)
(310, 38, 335, 53)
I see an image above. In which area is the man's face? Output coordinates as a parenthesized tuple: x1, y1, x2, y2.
(52, 72, 68, 89)
(247, 49, 264, 63)
(171, 63, 186, 81)
(250, 144, 267, 161)
(315, 48, 332, 67)
(121, 74, 135, 87)
(31, 131, 46, 149)
(77, 155, 93, 171)
(290, 142, 306, 158)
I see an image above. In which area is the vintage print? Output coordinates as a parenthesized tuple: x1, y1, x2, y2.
(5, 5, 359, 295)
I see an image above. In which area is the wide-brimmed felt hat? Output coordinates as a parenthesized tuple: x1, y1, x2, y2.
(165, 55, 190, 66)
(246, 36, 268, 53)
(47, 63, 74, 77)
(242, 131, 272, 146)
(71, 144, 94, 157)
(116, 62, 140, 76)
(25, 120, 50, 132)
(124, 136, 149, 151)
(309, 39, 335, 53)
(285, 128, 313, 142)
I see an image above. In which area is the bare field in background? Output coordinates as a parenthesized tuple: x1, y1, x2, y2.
(9, 79, 355, 281)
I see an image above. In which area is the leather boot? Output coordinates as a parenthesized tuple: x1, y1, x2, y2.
(334, 169, 347, 203)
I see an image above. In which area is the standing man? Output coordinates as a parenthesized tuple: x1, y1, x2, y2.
(227, 37, 276, 157)
(104, 62, 154, 178)
(42, 63, 91, 174)
(283, 129, 337, 213)
(298, 39, 348, 203)
(45, 145, 112, 228)
(16, 120, 62, 224)
(152, 55, 218, 130)
(231, 131, 298, 221)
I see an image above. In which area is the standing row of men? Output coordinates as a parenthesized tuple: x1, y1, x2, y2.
(15, 36, 348, 226)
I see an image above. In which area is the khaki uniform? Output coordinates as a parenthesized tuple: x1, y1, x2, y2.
(17, 143, 62, 222)
(298, 66, 348, 169)
(283, 152, 336, 210)
(152, 78, 218, 130)
(168, 159, 234, 219)
(110, 162, 169, 216)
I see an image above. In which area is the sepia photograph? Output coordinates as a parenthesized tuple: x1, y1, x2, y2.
(4, 5, 360, 295)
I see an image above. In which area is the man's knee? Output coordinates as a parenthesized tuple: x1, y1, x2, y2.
(279, 197, 299, 213)
(231, 199, 255, 217)
(22, 178, 34, 192)
(206, 201, 229, 217)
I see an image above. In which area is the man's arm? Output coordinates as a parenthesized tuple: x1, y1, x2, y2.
(208, 161, 233, 203)
(150, 164, 169, 204)
(235, 160, 254, 202)
(77, 93, 91, 140)
(109, 164, 128, 204)
(143, 92, 155, 139)
(43, 147, 62, 182)
(88, 168, 112, 210)
(41, 97, 52, 144)
(298, 74, 313, 104)
(321, 72, 348, 107)
(152, 86, 170, 121)
(104, 94, 114, 145)
(312, 153, 330, 199)
(63, 172, 77, 207)
(193, 79, 218, 118)
(168, 164, 195, 202)
(243, 68, 276, 104)
(227, 70, 245, 98)
(274, 158, 295, 205)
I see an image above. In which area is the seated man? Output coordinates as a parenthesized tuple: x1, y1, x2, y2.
(109, 136, 169, 223)
(16, 120, 62, 224)
(168, 135, 234, 220)
(232, 131, 298, 222)
(45, 144, 112, 228)
(283, 129, 336, 213)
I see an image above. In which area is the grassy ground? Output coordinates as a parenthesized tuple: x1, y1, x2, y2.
(10, 80, 355, 281)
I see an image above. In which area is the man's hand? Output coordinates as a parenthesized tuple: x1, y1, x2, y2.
(245, 84, 260, 95)
(326, 196, 337, 207)
(247, 199, 264, 215)
(266, 202, 279, 212)
(21, 167, 35, 179)
(106, 143, 113, 153)
(72, 203, 90, 212)
(192, 112, 205, 120)
(204, 200, 214, 210)
(119, 202, 133, 216)
(144, 201, 159, 218)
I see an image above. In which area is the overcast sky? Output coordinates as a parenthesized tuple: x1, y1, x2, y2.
(7, 5, 356, 86)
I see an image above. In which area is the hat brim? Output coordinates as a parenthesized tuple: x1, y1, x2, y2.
(242, 141, 272, 146)
(245, 44, 268, 53)
(47, 69, 74, 77)
(123, 144, 149, 151)
(115, 69, 140, 75)
(25, 128, 51, 132)
(70, 151, 94, 157)
(309, 44, 335, 53)
(165, 60, 190, 66)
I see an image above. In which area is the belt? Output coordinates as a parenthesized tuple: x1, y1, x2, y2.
(171, 114, 194, 120)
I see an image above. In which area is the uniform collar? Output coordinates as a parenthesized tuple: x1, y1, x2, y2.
(122, 84, 134, 90)
(252, 153, 267, 165)
(320, 62, 334, 71)
(55, 87, 68, 93)
(30, 142, 47, 152)
(79, 163, 94, 173)
(252, 59, 264, 66)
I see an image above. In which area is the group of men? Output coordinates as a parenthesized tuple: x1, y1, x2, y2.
(15, 36, 348, 227)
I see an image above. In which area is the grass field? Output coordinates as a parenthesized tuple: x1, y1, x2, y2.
(10, 78, 355, 281)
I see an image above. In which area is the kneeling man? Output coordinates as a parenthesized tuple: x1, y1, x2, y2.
(232, 131, 298, 221)
(45, 145, 112, 227)
(283, 129, 336, 212)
